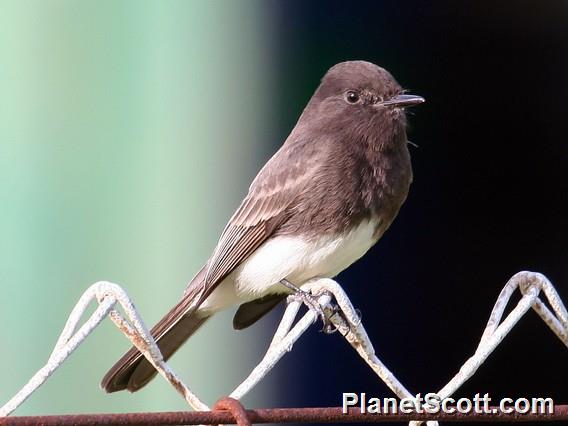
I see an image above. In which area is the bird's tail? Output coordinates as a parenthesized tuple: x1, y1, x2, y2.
(101, 267, 209, 393)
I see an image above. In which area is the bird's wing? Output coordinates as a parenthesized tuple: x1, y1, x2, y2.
(140, 140, 318, 344)
(188, 139, 319, 308)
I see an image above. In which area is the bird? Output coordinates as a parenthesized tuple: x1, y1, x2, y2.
(101, 60, 424, 393)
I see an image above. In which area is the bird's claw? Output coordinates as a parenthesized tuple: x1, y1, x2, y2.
(288, 290, 327, 326)
(281, 279, 337, 333)
(321, 304, 341, 334)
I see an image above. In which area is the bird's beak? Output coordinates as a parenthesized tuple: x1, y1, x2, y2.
(381, 94, 425, 108)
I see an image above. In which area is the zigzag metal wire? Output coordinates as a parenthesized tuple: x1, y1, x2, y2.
(1, 271, 566, 426)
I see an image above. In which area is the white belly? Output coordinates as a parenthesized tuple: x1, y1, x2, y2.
(199, 219, 382, 313)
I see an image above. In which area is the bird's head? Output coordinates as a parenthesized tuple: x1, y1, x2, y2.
(302, 61, 424, 134)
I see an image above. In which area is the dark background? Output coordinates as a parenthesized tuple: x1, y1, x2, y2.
(263, 2, 567, 425)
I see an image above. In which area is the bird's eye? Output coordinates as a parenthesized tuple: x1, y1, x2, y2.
(345, 90, 360, 104)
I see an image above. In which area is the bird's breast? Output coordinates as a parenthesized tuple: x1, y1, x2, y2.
(232, 218, 383, 298)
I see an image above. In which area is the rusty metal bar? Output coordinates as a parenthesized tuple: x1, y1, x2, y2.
(1, 404, 567, 425)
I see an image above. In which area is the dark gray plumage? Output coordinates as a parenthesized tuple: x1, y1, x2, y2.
(101, 60, 423, 393)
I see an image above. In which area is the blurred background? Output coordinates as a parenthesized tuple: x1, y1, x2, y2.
(0, 0, 566, 423)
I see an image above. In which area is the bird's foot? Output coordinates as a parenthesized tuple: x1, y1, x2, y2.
(280, 279, 337, 333)
(328, 307, 363, 337)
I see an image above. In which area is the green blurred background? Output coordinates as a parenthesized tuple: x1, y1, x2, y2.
(0, 0, 277, 415)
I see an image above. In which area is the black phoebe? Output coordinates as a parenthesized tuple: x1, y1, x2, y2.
(101, 61, 424, 393)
